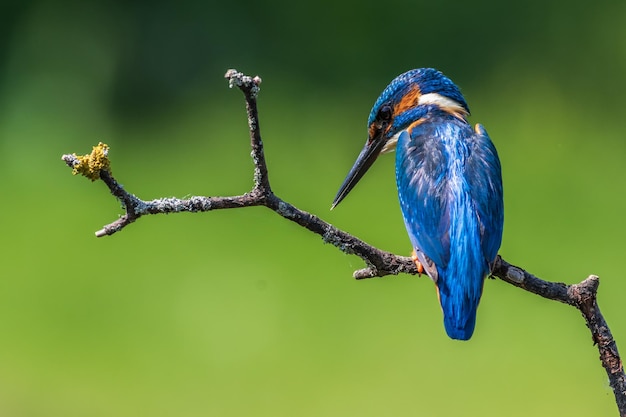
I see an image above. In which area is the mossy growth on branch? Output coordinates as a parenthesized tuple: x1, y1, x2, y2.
(71, 142, 110, 181)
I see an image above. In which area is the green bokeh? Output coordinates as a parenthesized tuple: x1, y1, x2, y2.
(0, 1, 624, 416)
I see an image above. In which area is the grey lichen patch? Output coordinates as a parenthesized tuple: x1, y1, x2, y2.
(61, 153, 80, 168)
(322, 226, 355, 255)
(248, 115, 257, 132)
(253, 167, 263, 188)
(249, 81, 261, 98)
(276, 200, 293, 217)
(224, 69, 262, 98)
(146, 196, 213, 214)
(225, 69, 240, 87)
(129, 198, 148, 215)
(151, 197, 186, 213)
(187, 196, 213, 212)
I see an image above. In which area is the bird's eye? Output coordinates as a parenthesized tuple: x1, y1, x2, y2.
(378, 105, 392, 122)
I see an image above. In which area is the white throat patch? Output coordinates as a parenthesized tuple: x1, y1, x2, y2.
(381, 130, 402, 154)
(418, 93, 468, 117)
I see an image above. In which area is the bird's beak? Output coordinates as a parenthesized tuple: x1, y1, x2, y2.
(332, 137, 385, 209)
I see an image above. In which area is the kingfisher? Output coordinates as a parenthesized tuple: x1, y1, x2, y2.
(332, 68, 503, 340)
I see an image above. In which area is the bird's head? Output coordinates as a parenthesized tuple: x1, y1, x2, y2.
(332, 68, 469, 208)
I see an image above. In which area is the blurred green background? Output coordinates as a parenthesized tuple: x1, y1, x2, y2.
(0, 0, 625, 416)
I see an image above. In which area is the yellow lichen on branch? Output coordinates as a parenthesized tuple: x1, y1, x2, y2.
(71, 142, 110, 181)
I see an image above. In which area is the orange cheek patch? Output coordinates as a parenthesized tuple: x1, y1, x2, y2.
(406, 118, 425, 135)
(368, 123, 379, 140)
(394, 86, 421, 115)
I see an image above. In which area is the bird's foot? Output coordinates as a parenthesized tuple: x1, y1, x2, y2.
(411, 249, 424, 276)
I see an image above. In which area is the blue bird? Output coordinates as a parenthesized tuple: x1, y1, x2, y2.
(332, 68, 503, 340)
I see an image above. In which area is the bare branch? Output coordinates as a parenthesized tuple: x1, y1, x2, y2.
(492, 257, 626, 414)
(62, 69, 626, 416)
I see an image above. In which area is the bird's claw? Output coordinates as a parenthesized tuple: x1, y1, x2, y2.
(411, 249, 424, 276)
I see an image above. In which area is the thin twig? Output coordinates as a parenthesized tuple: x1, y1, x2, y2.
(62, 69, 626, 416)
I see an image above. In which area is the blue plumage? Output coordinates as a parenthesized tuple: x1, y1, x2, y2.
(333, 68, 504, 340)
(396, 113, 502, 339)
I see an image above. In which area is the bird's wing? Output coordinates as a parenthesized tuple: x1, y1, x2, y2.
(466, 124, 504, 265)
(395, 126, 452, 280)
(395, 122, 504, 277)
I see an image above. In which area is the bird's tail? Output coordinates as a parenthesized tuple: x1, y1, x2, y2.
(438, 196, 489, 340)
(440, 289, 480, 340)
(438, 260, 487, 340)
